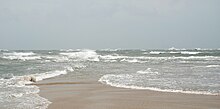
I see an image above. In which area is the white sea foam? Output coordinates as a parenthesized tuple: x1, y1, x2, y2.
(2, 56, 41, 61)
(0, 68, 70, 109)
(137, 68, 159, 74)
(149, 51, 164, 54)
(60, 49, 99, 61)
(142, 52, 149, 55)
(4, 52, 35, 56)
(99, 74, 218, 95)
(168, 47, 178, 50)
(73, 64, 87, 69)
(136, 56, 220, 61)
(99, 49, 121, 51)
(99, 55, 128, 63)
(120, 58, 143, 63)
(206, 65, 220, 68)
(99, 54, 220, 63)
(180, 51, 201, 55)
(2, 52, 41, 61)
(169, 51, 180, 54)
(103, 60, 117, 63)
(99, 54, 123, 60)
(173, 56, 220, 60)
(43, 55, 69, 62)
(65, 66, 74, 72)
(194, 48, 216, 50)
(60, 49, 75, 52)
(168, 47, 186, 51)
(32, 70, 67, 81)
(0, 76, 51, 109)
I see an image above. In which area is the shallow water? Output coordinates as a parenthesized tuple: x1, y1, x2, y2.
(0, 49, 220, 108)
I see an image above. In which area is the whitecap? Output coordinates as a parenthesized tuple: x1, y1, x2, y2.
(149, 51, 164, 54)
(3, 52, 35, 56)
(60, 49, 99, 62)
(168, 47, 178, 50)
(73, 64, 87, 69)
(169, 51, 180, 54)
(60, 49, 75, 52)
(206, 65, 220, 68)
(180, 51, 201, 55)
(120, 59, 140, 63)
(136, 68, 159, 74)
(2, 52, 41, 61)
(43, 55, 69, 62)
(99, 48, 121, 51)
(99, 54, 121, 60)
(65, 66, 74, 72)
(2, 56, 41, 61)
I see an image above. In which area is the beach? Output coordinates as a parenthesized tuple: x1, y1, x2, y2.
(38, 77, 220, 109)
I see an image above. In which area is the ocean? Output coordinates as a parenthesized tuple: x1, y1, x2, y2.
(0, 48, 220, 109)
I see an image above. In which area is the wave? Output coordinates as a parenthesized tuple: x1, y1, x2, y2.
(149, 51, 165, 54)
(99, 48, 123, 51)
(99, 74, 218, 96)
(99, 54, 126, 60)
(3, 52, 35, 56)
(168, 47, 185, 51)
(32, 70, 67, 81)
(138, 56, 220, 60)
(206, 65, 220, 68)
(65, 66, 74, 72)
(99, 54, 220, 63)
(136, 68, 159, 74)
(60, 49, 75, 52)
(169, 51, 180, 54)
(0, 68, 69, 109)
(0, 49, 9, 52)
(0, 77, 51, 109)
(73, 64, 87, 69)
(146, 51, 201, 55)
(42, 55, 69, 62)
(60, 49, 99, 62)
(2, 52, 41, 61)
(120, 59, 139, 63)
(2, 56, 41, 61)
(180, 51, 201, 55)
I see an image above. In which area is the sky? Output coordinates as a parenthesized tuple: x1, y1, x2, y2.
(0, 0, 220, 50)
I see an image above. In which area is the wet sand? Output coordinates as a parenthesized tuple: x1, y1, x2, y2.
(38, 78, 220, 109)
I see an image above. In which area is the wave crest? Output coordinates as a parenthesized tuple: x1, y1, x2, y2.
(60, 49, 99, 61)
(99, 74, 218, 95)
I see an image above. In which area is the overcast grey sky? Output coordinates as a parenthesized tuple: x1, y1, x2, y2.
(0, 0, 219, 50)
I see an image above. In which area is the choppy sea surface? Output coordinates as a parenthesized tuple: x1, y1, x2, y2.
(0, 48, 220, 109)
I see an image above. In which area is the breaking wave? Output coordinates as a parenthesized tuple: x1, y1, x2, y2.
(206, 65, 220, 68)
(0, 68, 69, 109)
(2, 52, 41, 61)
(180, 51, 201, 55)
(99, 74, 219, 96)
(136, 68, 159, 74)
(60, 49, 99, 62)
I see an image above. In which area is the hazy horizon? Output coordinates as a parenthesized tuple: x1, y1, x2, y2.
(0, 0, 220, 50)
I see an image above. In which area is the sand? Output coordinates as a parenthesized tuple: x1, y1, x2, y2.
(38, 78, 220, 109)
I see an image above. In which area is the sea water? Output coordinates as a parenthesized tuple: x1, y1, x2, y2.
(0, 48, 220, 108)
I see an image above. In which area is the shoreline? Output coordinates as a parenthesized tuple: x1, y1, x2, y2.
(38, 77, 220, 109)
